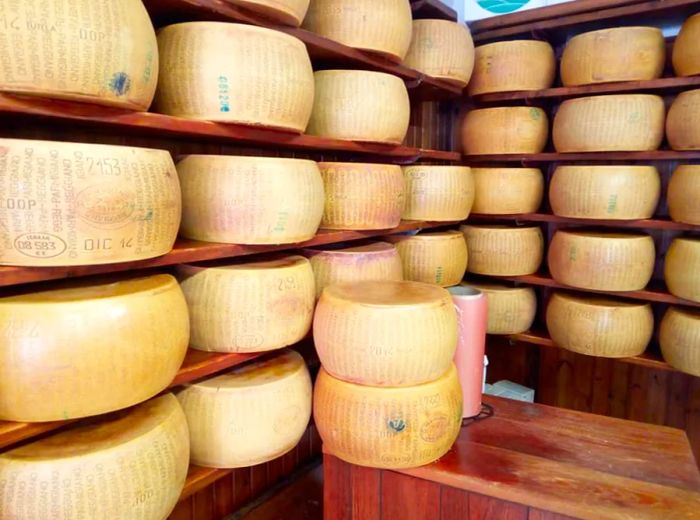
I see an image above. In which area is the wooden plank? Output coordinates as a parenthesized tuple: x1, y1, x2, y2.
(571, 351, 594, 412)
(469, 213, 700, 232)
(469, 493, 527, 520)
(528, 509, 576, 520)
(233, 467, 253, 511)
(589, 358, 614, 417)
(381, 471, 441, 520)
(323, 455, 352, 520)
(179, 466, 232, 502)
(168, 500, 193, 520)
(213, 473, 234, 519)
(609, 362, 631, 419)
(350, 464, 381, 520)
(192, 488, 215, 520)
(439, 486, 470, 519)
(250, 464, 269, 499)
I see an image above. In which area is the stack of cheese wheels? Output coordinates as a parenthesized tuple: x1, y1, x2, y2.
(665, 237, 700, 303)
(673, 13, 700, 76)
(319, 162, 404, 229)
(667, 90, 700, 150)
(302, 0, 412, 61)
(660, 307, 700, 377)
(403, 20, 475, 86)
(668, 166, 700, 224)
(0, 0, 158, 110)
(0, 394, 190, 520)
(468, 40, 556, 96)
(560, 27, 665, 86)
(155, 23, 314, 131)
(401, 165, 474, 221)
(546, 292, 653, 357)
(471, 168, 544, 214)
(463, 282, 536, 334)
(224, 0, 310, 26)
(549, 166, 661, 220)
(177, 155, 324, 244)
(177, 349, 312, 468)
(461, 225, 544, 276)
(0, 138, 181, 267)
(461, 107, 549, 154)
(548, 230, 655, 291)
(178, 255, 315, 353)
(0, 274, 189, 422)
(553, 95, 665, 152)
(307, 70, 410, 143)
(386, 231, 468, 287)
(303, 241, 403, 298)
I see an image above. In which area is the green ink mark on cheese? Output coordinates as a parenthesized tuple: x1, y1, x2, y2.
(569, 245, 577, 262)
(388, 418, 406, 433)
(529, 107, 541, 120)
(607, 194, 618, 214)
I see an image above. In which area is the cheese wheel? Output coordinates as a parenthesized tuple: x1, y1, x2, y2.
(319, 162, 404, 230)
(386, 231, 468, 287)
(0, 393, 189, 520)
(548, 230, 655, 291)
(0, 0, 158, 110)
(471, 168, 544, 214)
(549, 166, 661, 220)
(307, 70, 410, 144)
(560, 27, 665, 87)
(461, 107, 549, 155)
(673, 13, 700, 77)
(667, 89, 700, 150)
(0, 138, 180, 267)
(302, 0, 412, 61)
(155, 22, 314, 132)
(553, 95, 665, 152)
(660, 307, 700, 377)
(178, 256, 315, 353)
(401, 165, 474, 221)
(463, 282, 536, 334)
(665, 237, 700, 303)
(403, 20, 475, 86)
(177, 155, 324, 244)
(313, 365, 462, 469)
(0, 274, 189, 422)
(313, 280, 457, 386)
(668, 165, 700, 225)
(468, 40, 556, 96)
(303, 241, 403, 298)
(461, 225, 544, 276)
(177, 349, 312, 468)
(223, 0, 309, 26)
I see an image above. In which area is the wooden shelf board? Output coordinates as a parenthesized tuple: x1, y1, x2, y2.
(469, 213, 700, 232)
(462, 150, 700, 163)
(180, 465, 233, 501)
(411, 0, 458, 21)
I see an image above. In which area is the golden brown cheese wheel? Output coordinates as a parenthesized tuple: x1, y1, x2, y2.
(223, 0, 310, 26)
(402, 165, 474, 221)
(464, 282, 536, 335)
(461, 225, 544, 276)
(665, 237, 700, 303)
(553, 95, 665, 152)
(673, 13, 700, 77)
(668, 165, 700, 225)
(155, 22, 314, 132)
(471, 168, 544, 214)
(546, 292, 653, 358)
(660, 307, 700, 377)
(461, 107, 549, 155)
(667, 89, 700, 150)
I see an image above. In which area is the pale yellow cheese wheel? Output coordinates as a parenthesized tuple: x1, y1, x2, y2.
(0, 138, 180, 267)
(386, 231, 468, 287)
(667, 89, 700, 150)
(223, 0, 310, 26)
(313, 365, 462, 469)
(177, 155, 324, 244)
(673, 13, 700, 77)
(178, 256, 315, 353)
(461, 107, 549, 155)
(302, 0, 412, 61)
(548, 230, 655, 291)
(403, 20, 475, 86)
(468, 40, 556, 96)
(549, 166, 661, 220)
(401, 165, 474, 221)
(560, 27, 665, 87)
(0, 393, 190, 520)
(471, 168, 544, 214)
(155, 22, 314, 132)
(177, 349, 312, 468)
(461, 225, 544, 276)
(303, 241, 403, 298)
(319, 162, 404, 230)
(553, 94, 665, 152)
(660, 307, 700, 377)
(463, 282, 536, 335)
(546, 292, 653, 357)
(307, 70, 410, 143)
(665, 237, 700, 303)
(313, 280, 457, 386)
(668, 165, 700, 225)
(0, 274, 189, 422)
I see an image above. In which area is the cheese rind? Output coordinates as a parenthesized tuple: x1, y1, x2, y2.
(222, 0, 310, 26)
(660, 307, 700, 377)
(461, 107, 549, 155)
(665, 237, 700, 303)
(667, 89, 700, 151)
(471, 168, 544, 215)
(460, 225, 544, 276)
(402, 165, 474, 221)
(463, 282, 536, 335)
(673, 13, 700, 77)
(668, 165, 700, 225)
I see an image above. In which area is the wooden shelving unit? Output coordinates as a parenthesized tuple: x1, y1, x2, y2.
(463, 150, 700, 163)
(469, 213, 700, 232)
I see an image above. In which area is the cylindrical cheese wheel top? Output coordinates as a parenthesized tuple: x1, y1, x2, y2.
(177, 349, 312, 468)
(307, 70, 410, 144)
(673, 13, 700, 77)
(660, 307, 700, 377)
(177, 155, 324, 244)
(668, 166, 700, 225)
(313, 365, 462, 469)
(548, 230, 655, 291)
(0, 274, 189, 422)
(667, 89, 700, 151)
(155, 22, 314, 132)
(0, 393, 190, 520)
(402, 165, 474, 221)
(0, 0, 158, 110)
(403, 20, 475, 86)
(549, 166, 661, 220)
(665, 237, 700, 303)
(468, 40, 556, 96)
(462, 107, 549, 155)
(463, 282, 536, 335)
(471, 168, 544, 215)
(461, 225, 544, 276)
(553, 94, 665, 152)
(223, 0, 310, 26)
(319, 162, 404, 230)
(0, 138, 181, 267)
(313, 280, 458, 386)
(560, 27, 665, 87)
(387, 231, 468, 287)
(178, 255, 315, 353)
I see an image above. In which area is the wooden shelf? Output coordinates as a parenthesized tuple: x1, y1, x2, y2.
(469, 213, 700, 232)
(180, 465, 233, 502)
(462, 150, 700, 163)
(411, 0, 458, 21)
